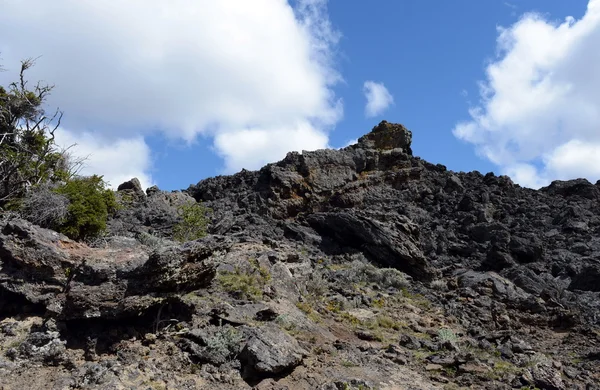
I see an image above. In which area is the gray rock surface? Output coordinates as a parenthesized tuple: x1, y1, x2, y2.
(239, 324, 307, 378)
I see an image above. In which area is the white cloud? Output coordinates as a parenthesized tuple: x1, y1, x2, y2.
(0, 0, 341, 176)
(213, 120, 329, 173)
(363, 81, 394, 117)
(55, 129, 154, 191)
(544, 139, 600, 181)
(453, 0, 600, 188)
(340, 138, 358, 148)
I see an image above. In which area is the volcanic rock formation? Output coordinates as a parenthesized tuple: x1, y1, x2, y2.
(1, 121, 599, 389)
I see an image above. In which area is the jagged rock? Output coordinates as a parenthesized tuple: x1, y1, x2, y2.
(530, 364, 566, 390)
(117, 177, 145, 199)
(107, 187, 196, 238)
(1, 121, 600, 389)
(0, 218, 216, 321)
(399, 334, 422, 350)
(540, 178, 600, 200)
(239, 324, 307, 378)
(357, 120, 413, 154)
(306, 212, 434, 280)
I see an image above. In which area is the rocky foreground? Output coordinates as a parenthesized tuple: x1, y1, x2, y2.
(1, 121, 599, 389)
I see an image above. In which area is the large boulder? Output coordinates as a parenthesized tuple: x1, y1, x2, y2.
(239, 324, 307, 379)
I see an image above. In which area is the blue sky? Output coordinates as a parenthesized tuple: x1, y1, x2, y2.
(1, 0, 598, 190)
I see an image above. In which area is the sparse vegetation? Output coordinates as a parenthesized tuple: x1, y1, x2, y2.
(203, 322, 244, 362)
(486, 360, 521, 381)
(329, 259, 410, 290)
(437, 327, 458, 343)
(217, 258, 271, 301)
(172, 200, 210, 242)
(137, 231, 175, 250)
(18, 182, 69, 229)
(430, 279, 448, 291)
(375, 315, 401, 330)
(296, 301, 321, 323)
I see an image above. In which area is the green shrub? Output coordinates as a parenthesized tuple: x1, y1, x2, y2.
(172, 201, 209, 242)
(54, 175, 117, 240)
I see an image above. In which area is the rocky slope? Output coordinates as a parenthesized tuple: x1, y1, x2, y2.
(1, 121, 599, 389)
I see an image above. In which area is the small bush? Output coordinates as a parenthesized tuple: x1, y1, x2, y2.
(329, 259, 410, 290)
(137, 231, 176, 250)
(437, 328, 457, 343)
(430, 279, 448, 291)
(301, 271, 329, 298)
(217, 258, 271, 301)
(172, 201, 209, 242)
(203, 324, 243, 362)
(54, 175, 117, 241)
(19, 183, 69, 229)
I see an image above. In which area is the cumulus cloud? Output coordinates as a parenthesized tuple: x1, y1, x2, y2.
(214, 120, 330, 173)
(453, 0, 600, 188)
(55, 129, 154, 190)
(0, 0, 341, 176)
(363, 81, 394, 117)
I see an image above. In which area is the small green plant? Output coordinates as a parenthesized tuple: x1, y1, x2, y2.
(341, 360, 358, 367)
(137, 231, 174, 250)
(339, 312, 360, 326)
(172, 201, 209, 243)
(376, 315, 401, 330)
(326, 299, 344, 313)
(401, 288, 432, 309)
(372, 297, 386, 308)
(296, 301, 313, 314)
(54, 175, 117, 240)
(486, 360, 521, 381)
(217, 258, 271, 301)
(443, 366, 457, 377)
(438, 328, 457, 343)
(296, 301, 321, 323)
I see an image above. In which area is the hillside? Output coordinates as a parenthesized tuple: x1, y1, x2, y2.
(1, 121, 599, 389)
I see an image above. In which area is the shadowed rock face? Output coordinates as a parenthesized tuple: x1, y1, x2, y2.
(1, 121, 600, 389)
(0, 219, 216, 322)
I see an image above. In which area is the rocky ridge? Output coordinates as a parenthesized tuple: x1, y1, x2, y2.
(0, 121, 599, 389)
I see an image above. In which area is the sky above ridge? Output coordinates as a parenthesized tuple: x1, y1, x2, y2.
(1, 0, 598, 190)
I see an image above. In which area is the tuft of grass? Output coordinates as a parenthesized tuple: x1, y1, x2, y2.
(376, 315, 401, 330)
(486, 360, 521, 381)
(372, 297, 386, 308)
(295, 301, 321, 323)
(326, 300, 344, 313)
(339, 312, 360, 326)
(217, 258, 271, 301)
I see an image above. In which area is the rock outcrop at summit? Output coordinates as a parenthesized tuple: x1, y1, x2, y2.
(1, 120, 600, 389)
